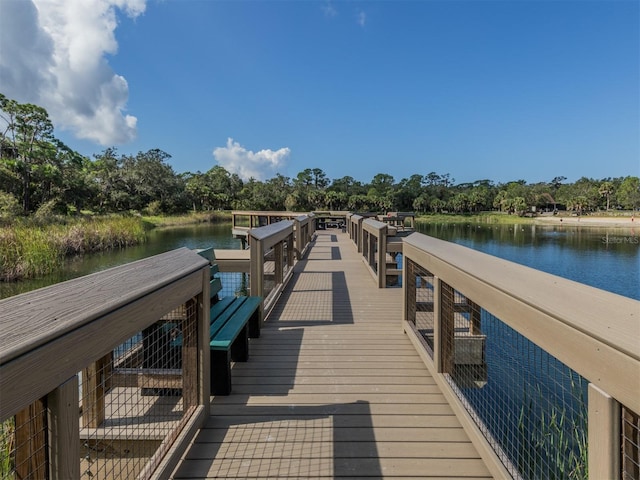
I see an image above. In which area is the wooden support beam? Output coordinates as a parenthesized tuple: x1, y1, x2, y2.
(81, 358, 106, 429)
(15, 397, 48, 480)
(588, 383, 620, 479)
(48, 376, 80, 480)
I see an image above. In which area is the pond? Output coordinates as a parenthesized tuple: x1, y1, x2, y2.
(415, 222, 639, 300)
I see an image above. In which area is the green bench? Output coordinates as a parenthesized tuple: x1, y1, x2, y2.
(198, 248, 262, 395)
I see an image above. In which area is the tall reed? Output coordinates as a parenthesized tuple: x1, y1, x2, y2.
(0, 216, 148, 282)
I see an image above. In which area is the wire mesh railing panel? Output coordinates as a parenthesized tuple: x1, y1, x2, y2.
(283, 240, 291, 277)
(2, 399, 48, 480)
(371, 236, 379, 273)
(80, 299, 198, 479)
(623, 405, 640, 480)
(262, 253, 276, 302)
(217, 271, 249, 298)
(439, 280, 589, 479)
(405, 259, 436, 359)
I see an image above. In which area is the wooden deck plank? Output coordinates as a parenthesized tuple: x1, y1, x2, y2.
(174, 230, 493, 479)
(185, 440, 481, 459)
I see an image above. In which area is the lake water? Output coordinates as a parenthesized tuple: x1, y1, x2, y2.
(1, 221, 638, 300)
(415, 222, 639, 300)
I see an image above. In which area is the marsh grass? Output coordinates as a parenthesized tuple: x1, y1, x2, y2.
(142, 211, 230, 227)
(514, 373, 588, 480)
(1, 216, 148, 281)
(417, 212, 534, 225)
(0, 419, 14, 478)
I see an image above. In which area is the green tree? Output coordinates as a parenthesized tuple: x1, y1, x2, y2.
(617, 176, 640, 211)
(598, 181, 615, 211)
(91, 148, 127, 212)
(395, 174, 424, 211)
(0, 93, 58, 213)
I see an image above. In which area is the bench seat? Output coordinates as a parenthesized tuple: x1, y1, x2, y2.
(208, 295, 261, 395)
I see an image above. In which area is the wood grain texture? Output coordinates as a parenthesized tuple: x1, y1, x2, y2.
(0, 248, 209, 364)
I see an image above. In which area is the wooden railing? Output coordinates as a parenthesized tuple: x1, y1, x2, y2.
(249, 221, 296, 318)
(361, 219, 388, 288)
(347, 213, 364, 252)
(293, 213, 315, 260)
(0, 249, 212, 479)
(401, 232, 640, 479)
(349, 217, 403, 288)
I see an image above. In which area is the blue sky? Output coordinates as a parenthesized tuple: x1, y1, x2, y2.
(1, 0, 638, 185)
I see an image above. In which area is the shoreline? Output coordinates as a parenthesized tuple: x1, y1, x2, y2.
(534, 216, 637, 228)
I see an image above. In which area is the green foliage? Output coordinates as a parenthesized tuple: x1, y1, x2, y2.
(0, 216, 148, 281)
(515, 373, 588, 480)
(617, 176, 640, 210)
(1, 418, 14, 478)
(0, 191, 21, 218)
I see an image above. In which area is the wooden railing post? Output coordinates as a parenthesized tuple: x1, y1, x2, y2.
(81, 358, 107, 428)
(287, 233, 294, 267)
(15, 397, 48, 479)
(182, 297, 199, 410)
(377, 225, 387, 288)
(48, 376, 80, 480)
(274, 240, 284, 285)
(433, 276, 445, 374)
(588, 384, 620, 479)
(250, 234, 264, 299)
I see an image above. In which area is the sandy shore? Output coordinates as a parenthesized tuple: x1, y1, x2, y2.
(534, 215, 638, 228)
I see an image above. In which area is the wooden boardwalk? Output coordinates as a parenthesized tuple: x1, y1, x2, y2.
(174, 230, 493, 479)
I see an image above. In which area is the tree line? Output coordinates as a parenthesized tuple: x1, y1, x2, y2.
(1, 94, 639, 218)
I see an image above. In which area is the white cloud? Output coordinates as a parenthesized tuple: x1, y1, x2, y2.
(357, 10, 366, 27)
(322, 1, 337, 18)
(213, 138, 291, 181)
(0, 0, 145, 145)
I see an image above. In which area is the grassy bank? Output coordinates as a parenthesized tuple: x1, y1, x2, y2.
(0, 216, 149, 282)
(416, 212, 535, 225)
(142, 210, 231, 227)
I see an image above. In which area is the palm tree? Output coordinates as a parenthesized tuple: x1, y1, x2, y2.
(598, 181, 614, 211)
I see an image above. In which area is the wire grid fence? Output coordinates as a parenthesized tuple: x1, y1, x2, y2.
(1, 399, 48, 480)
(217, 271, 249, 298)
(362, 231, 379, 274)
(623, 405, 640, 480)
(261, 249, 276, 302)
(405, 259, 435, 359)
(79, 298, 198, 479)
(405, 258, 589, 480)
(283, 239, 291, 279)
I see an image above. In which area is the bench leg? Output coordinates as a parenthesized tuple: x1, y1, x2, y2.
(210, 349, 232, 395)
(248, 310, 260, 339)
(230, 325, 249, 362)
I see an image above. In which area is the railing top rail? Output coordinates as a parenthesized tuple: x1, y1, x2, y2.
(350, 214, 364, 221)
(312, 210, 350, 215)
(231, 210, 303, 216)
(249, 221, 294, 249)
(404, 232, 640, 363)
(362, 218, 388, 232)
(0, 248, 209, 366)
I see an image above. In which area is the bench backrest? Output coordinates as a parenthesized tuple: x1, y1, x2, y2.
(196, 247, 223, 302)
